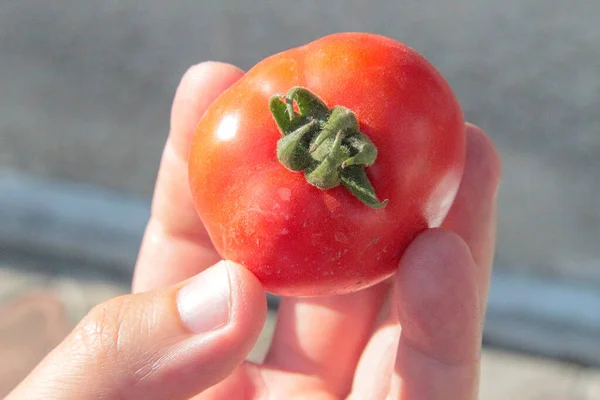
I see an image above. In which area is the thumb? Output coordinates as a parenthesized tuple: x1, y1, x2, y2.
(7, 261, 267, 400)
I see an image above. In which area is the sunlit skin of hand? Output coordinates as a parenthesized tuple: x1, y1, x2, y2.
(8, 62, 500, 400)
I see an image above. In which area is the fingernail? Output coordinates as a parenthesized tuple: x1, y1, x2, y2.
(177, 261, 231, 333)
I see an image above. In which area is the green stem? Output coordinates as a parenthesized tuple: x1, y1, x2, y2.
(269, 86, 387, 209)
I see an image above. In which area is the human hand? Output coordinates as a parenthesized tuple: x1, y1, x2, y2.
(8, 62, 500, 400)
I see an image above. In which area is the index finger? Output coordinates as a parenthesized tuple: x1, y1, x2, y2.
(392, 124, 502, 399)
(132, 62, 244, 293)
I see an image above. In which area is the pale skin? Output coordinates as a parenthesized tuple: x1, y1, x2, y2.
(8, 61, 501, 400)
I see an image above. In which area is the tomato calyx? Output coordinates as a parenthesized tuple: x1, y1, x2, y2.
(269, 87, 388, 209)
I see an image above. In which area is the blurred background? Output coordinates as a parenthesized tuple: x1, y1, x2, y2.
(0, 0, 599, 398)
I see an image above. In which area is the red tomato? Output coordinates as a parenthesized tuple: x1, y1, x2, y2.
(189, 32, 466, 296)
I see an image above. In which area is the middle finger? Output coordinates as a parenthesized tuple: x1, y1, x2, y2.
(263, 282, 390, 397)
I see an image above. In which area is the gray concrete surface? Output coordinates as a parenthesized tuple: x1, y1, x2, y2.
(1, 2, 599, 282)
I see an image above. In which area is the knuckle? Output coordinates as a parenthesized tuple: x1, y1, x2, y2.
(64, 293, 165, 397)
(72, 295, 135, 365)
(466, 125, 503, 187)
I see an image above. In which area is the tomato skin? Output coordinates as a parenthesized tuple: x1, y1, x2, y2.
(189, 32, 466, 296)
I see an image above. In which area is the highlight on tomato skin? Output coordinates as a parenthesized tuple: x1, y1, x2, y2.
(188, 32, 466, 297)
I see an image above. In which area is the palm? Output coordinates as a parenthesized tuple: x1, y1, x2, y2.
(133, 62, 500, 400)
